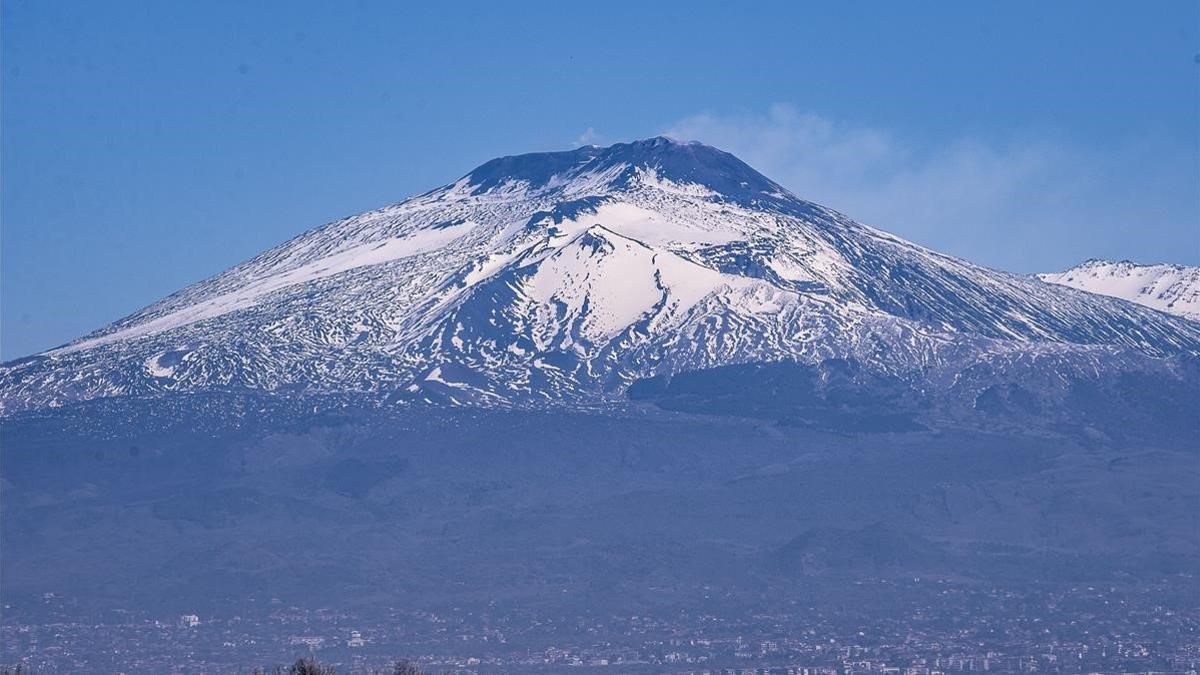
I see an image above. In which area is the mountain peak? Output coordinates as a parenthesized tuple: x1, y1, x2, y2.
(460, 137, 789, 203)
(1039, 259, 1200, 320)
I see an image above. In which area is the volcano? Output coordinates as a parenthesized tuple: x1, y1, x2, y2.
(3, 137, 1196, 412)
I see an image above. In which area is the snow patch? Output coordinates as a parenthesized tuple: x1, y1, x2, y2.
(56, 221, 478, 354)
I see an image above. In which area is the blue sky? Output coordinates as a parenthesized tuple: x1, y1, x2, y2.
(2, 1, 1197, 359)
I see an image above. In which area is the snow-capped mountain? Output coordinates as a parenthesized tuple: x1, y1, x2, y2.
(1039, 260, 1200, 322)
(3, 137, 1199, 412)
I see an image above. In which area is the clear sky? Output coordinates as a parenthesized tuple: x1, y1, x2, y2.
(3, 1, 1198, 359)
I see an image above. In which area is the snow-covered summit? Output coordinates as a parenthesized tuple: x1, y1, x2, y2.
(1039, 259, 1200, 322)
(3, 139, 1199, 412)
(457, 136, 793, 205)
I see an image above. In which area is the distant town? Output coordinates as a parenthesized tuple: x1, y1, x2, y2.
(4, 579, 1196, 673)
